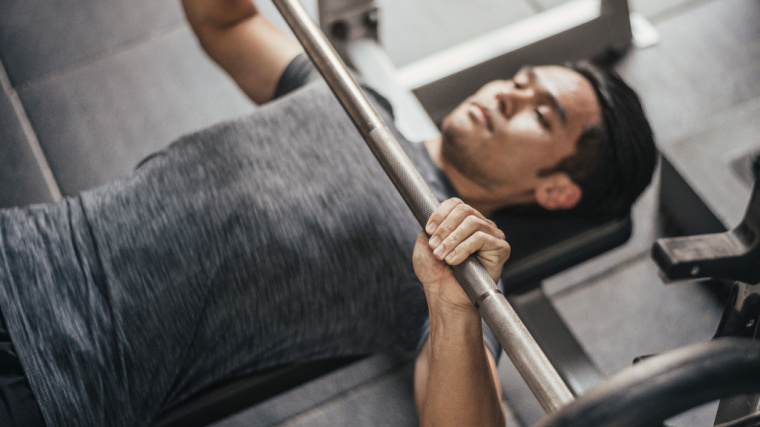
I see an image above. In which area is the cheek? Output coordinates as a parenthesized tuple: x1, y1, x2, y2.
(443, 105, 474, 132)
(502, 117, 551, 154)
(500, 120, 558, 168)
(506, 114, 544, 136)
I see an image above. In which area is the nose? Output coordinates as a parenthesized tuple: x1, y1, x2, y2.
(495, 87, 534, 119)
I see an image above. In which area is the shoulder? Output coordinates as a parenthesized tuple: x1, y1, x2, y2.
(272, 53, 322, 100)
(272, 53, 395, 120)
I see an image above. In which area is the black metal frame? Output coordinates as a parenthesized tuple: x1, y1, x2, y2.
(652, 176, 760, 425)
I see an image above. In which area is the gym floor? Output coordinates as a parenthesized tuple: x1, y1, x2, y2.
(1, 0, 759, 426)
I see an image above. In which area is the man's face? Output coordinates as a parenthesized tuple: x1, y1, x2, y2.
(439, 65, 602, 190)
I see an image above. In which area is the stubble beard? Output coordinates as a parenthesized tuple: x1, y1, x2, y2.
(440, 127, 492, 188)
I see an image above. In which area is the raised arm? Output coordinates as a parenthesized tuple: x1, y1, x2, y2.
(413, 198, 508, 427)
(181, 0, 303, 104)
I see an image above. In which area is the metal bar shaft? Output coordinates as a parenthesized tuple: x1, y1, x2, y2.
(271, 0, 574, 413)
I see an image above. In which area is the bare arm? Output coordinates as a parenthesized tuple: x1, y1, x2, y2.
(414, 331, 504, 426)
(412, 198, 508, 427)
(181, 0, 303, 104)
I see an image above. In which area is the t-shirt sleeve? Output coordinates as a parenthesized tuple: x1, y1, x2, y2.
(272, 53, 396, 122)
(272, 53, 322, 100)
(415, 279, 505, 363)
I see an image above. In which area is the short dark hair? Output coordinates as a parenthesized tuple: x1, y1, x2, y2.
(540, 61, 657, 220)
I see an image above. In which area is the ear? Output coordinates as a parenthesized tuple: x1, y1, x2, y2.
(534, 173, 582, 210)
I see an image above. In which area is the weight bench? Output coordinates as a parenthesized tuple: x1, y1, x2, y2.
(0, 62, 59, 209)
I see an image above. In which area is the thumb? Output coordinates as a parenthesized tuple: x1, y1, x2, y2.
(412, 230, 450, 286)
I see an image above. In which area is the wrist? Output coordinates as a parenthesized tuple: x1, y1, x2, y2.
(423, 276, 478, 314)
(428, 300, 482, 343)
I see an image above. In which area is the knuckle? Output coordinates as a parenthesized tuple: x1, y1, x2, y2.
(443, 234, 457, 250)
(457, 239, 472, 256)
(501, 242, 512, 260)
(500, 254, 510, 265)
(439, 222, 454, 234)
(452, 205, 467, 218)
(463, 215, 480, 228)
(474, 231, 490, 245)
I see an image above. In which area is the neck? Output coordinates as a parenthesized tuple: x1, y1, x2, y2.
(423, 137, 536, 214)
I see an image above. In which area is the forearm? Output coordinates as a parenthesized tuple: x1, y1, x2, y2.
(411, 201, 510, 426)
(415, 306, 505, 427)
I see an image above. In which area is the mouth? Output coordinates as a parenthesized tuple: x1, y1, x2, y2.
(469, 102, 493, 131)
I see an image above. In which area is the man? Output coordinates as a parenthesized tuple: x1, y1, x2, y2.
(0, 1, 656, 426)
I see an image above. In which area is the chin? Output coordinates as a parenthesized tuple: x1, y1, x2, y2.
(440, 113, 471, 148)
(441, 132, 485, 181)
(440, 126, 463, 155)
(441, 118, 482, 157)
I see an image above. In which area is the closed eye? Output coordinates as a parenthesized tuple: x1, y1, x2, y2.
(535, 109, 551, 130)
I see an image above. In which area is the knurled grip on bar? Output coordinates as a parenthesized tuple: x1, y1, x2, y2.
(271, 0, 574, 413)
(452, 256, 575, 412)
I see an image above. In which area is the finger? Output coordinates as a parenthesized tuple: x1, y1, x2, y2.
(428, 201, 496, 250)
(442, 231, 511, 282)
(432, 212, 503, 262)
(412, 231, 452, 287)
(425, 198, 464, 235)
(414, 230, 480, 311)
(428, 198, 493, 235)
(442, 231, 510, 266)
(430, 204, 470, 256)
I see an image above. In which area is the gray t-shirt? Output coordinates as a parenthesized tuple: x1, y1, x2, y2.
(0, 55, 498, 427)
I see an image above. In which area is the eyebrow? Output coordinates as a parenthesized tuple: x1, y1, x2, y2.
(520, 66, 569, 126)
